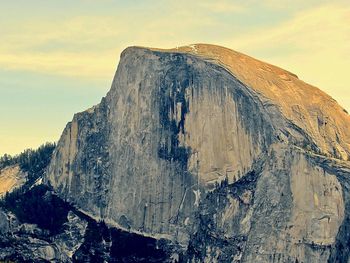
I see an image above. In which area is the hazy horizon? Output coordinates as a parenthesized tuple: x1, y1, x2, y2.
(1, 0, 349, 155)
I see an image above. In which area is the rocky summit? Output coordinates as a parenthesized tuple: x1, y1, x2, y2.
(1, 44, 350, 262)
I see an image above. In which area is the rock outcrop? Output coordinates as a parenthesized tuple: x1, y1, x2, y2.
(0, 185, 174, 262)
(45, 44, 350, 262)
(0, 208, 88, 262)
(0, 165, 26, 197)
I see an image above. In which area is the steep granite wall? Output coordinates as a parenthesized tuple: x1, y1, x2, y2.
(46, 44, 350, 262)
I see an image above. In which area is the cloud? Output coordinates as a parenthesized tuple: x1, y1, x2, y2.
(1, 0, 349, 156)
(228, 4, 349, 50)
(0, 16, 127, 79)
(198, 0, 245, 14)
(0, 5, 218, 79)
(0, 50, 119, 79)
(0, 1, 348, 110)
(223, 3, 350, 110)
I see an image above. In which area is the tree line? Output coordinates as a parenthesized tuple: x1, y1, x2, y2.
(0, 142, 56, 183)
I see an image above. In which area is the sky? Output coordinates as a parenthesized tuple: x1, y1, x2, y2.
(0, 0, 349, 155)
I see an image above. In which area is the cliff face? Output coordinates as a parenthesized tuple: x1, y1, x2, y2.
(0, 165, 26, 197)
(46, 44, 350, 262)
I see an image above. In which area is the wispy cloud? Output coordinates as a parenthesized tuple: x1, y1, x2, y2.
(0, 2, 348, 96)
(0, 0, 349, 155)
(0, 15, 126, 79)
(0, 50, 119, 79)
(198, 0, 245, 14)
(0, 6, 219, 79)
(228, 3, 350, 51)
(224, 3, 350, 109)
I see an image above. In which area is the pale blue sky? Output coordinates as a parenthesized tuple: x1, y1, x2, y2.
(1, 0, 349, 155)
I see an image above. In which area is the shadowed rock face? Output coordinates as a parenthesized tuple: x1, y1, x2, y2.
(46, 44, 350, 262)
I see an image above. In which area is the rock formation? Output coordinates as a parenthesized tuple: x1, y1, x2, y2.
(42, 44, 350, 262)
(0, 165, 26, 197)
(0, 207, 87, 262)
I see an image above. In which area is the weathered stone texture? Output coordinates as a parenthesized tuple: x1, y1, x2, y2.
(46, 44, 350, 262)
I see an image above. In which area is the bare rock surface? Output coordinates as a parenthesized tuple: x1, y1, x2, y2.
(43, 44, 350, 262)
(0, 165, 26, 197)
(0, 207, 87, 262)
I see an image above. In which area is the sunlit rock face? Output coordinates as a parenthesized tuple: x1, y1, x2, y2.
(0, 165, 26, 197)
(46, 44, 350, 262)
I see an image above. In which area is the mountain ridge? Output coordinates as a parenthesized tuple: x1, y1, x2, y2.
(41, 44, 350, 262)
(126, 43, 350, 161)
